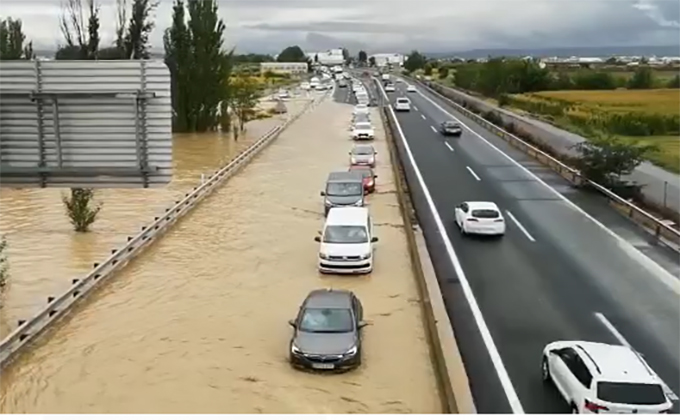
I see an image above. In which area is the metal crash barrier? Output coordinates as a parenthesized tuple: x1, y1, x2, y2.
(0, 90, 328, 367)
(404, 76, 680, 250)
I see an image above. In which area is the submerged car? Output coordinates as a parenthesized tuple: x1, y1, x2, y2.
(349, 165, 377, 193)
(440, 120, 463, 136)
(349, 144, 377, 167)
(289, 289, 367, 371)
(352, 122, 375, 140)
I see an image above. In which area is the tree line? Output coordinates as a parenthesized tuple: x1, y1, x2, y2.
(402, 50, 680, 96)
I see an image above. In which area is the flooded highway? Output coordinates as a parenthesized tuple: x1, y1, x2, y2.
(0, 98, 297, 338)
(0, 92, 440, 414)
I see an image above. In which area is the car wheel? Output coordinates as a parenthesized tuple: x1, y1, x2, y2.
(541, 356, 551, 382)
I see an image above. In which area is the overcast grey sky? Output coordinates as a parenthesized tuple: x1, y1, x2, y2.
(1, 0, 678, 53)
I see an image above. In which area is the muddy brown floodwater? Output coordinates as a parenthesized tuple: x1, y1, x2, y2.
(0, 98, 304, 339)
(0, 92, 440, 414)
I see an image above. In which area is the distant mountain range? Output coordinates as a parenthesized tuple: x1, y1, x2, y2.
(425, 45, 680, 59)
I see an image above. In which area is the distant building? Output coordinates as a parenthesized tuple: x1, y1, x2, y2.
(306, 49, 345, 66)
(260, 62, 308, 75)
(370, 53, 404, 67)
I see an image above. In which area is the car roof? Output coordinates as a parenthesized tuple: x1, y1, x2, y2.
(327, 171, 363, 182)
(352, 144, 375, 152)
(326, 207, 369, 225)
(466, 201, 500, 211)
(573, 341, 657, 383)
(303, 288, 354, 309)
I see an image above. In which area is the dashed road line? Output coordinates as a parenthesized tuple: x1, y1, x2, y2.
(466, 166, 481, 181)
(505, 211, 536, 242)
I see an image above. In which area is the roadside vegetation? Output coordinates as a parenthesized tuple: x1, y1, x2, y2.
(401, 50, 680, 175)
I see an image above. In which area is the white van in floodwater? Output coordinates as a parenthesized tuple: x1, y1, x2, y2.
(310, 77, 320, 89)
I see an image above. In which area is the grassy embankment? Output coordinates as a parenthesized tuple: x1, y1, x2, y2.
(419, 67, 680, 173)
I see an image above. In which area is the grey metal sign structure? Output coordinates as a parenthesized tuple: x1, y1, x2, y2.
(0, 60, 172, 188)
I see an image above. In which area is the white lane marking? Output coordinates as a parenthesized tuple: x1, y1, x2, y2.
(594, 312, 679, 402)
(430, 125, 437, 133)
(445, 141, 454, 152)
(376, 79, 524, 413)
(505, 211, 536, 242)
(411, 82, 680, 294)
(421, 114, 427, 120)
(466, 166, 481, 181)
(413, 105, 418, 111)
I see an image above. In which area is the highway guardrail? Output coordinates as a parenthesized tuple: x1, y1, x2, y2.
(403, 75, 680, 250)
(0, 92, 327, 368)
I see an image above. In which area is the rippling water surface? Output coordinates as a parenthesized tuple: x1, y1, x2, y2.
(0, 103, 287, 338)
(0, 95, 439, 414)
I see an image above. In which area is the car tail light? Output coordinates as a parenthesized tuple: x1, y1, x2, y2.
(584, 400, 609, 413)
(494, 219, 503, 223)
(466, 218, 478, 222)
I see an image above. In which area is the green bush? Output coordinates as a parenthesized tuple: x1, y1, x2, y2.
(62, 188, 102, 232)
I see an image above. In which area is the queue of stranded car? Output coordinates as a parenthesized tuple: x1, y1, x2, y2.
(287, 75, 377, 373)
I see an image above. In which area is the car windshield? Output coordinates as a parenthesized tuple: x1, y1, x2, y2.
(355, 123, 371, 130)
(323, 225, 369, 244)
(471, 209, 500, 218)
(298, 308, 353, 333)
(327, 182, 362, 196)
(397, 99, 408, 103)
(597, 382, 666, 405)
(353, 147, 374, 155)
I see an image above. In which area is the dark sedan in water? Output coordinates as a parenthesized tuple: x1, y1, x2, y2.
(288, 289, 366, 371)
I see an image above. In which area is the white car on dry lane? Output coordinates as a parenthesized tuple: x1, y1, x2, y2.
(454, 201, 505, 236)
(542, 340, 674, 414)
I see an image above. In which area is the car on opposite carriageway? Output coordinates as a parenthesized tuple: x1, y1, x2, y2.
(454, 201, 506, 237)
(288, 288, 367, 371)
(440, 120, 463, 136)
(541, 340, 674, 414)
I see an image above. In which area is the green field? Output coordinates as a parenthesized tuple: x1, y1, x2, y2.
(512, 89, 680, 173)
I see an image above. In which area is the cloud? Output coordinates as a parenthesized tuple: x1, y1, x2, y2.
(2, 0, 678, 54)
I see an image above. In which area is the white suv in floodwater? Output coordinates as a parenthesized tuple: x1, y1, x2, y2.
(542, 340, 674, 414)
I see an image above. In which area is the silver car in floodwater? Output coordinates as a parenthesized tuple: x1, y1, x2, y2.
(288, 288, 367, 371)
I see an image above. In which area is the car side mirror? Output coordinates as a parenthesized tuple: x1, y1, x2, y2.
(314, 236, 321, 242)
(288, 319, 296, 327)
(371, 237, 379, 243)
(320, 191, 325, 196)
(358, 320, 368, 329)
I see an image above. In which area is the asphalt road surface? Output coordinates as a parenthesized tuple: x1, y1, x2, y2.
(348, 76, 680, 414)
